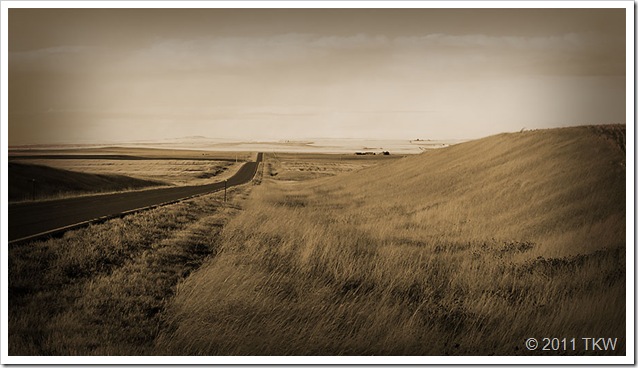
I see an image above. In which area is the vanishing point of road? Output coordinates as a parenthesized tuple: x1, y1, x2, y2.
(8, 153, 263, 243)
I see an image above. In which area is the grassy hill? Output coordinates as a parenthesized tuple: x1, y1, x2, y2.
(8, 162, 167, 202)
(156, 125, 626, 355)
(323, 124, 625, 256)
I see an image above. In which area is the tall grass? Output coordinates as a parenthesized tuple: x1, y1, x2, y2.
(157, 126, 625, 355)
(8, 185, 252, 355)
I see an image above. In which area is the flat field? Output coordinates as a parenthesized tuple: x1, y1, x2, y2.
(265, 152, 405, 181)
(9, 146, 255, 160)
(8, 147, 253, 201)
(11, 159, 239, 186)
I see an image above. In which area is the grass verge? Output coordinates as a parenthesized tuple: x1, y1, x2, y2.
(8, 184, 252, 355)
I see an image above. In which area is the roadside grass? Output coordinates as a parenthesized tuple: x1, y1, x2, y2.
(157, 126, 625, 355)
(8, 184, 252, 355)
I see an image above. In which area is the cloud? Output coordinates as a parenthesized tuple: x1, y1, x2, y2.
(128, 33, 320, 69)
(10, 45, 99, 59)
(393, 32, 590, 50)
(9, 33, 624, 74)
(9, 46, 106, 72)
(121, 31, 617, 73)
(118, 33, 394, 72)
(390, 32, 623, 76)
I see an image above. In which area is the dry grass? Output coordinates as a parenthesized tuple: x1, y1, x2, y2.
(8, 184, 253, 355)
(13, 158, 240, 186)
(265, 152, 403, 181)
(8, 147, 253, 201)
(156, 125, 625, 355)
(8, 162, 168, 202)
(9, 146, 254, 161)
(8, 126, 625, 356)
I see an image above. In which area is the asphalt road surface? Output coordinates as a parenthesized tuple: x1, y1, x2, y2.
(8, 153, 263, 243)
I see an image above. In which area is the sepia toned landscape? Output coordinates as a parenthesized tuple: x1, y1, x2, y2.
(7, 125, 626, 355)
(3, 5, 630, 361)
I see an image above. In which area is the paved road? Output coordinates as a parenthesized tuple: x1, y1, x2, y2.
(8, 153, 263, 243)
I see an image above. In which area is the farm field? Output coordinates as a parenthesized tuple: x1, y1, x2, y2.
(42, 137, 456, 154)
(7, 125, 626, 356)
(264, 152, 405, 181)
(8, 146, 255, 161)
(8, 162, 168, 202)
(10, 159, 239, 186)
(7, 148, 254, 202)
(8, 138, 457, 156)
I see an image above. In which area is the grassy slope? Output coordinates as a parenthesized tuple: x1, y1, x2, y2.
(8, 162, 168, 202)
(157, 126, 626, 355)
(327, 125, 625, 256)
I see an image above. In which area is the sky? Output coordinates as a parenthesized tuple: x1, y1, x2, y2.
(8, 7, 627, 145)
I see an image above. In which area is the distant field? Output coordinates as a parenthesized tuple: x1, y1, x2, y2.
(12, 159, 239, 187)
(193, 138, 457, 154)
(265, 152, 404, 181)
(8, 147, 405, 200)
(8, 162, 167, 202)
(9, 146, 255, 161)
(8, 147, 253, 201)
(9, 137, 458, 155)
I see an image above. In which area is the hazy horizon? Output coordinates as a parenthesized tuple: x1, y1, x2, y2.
(9, 8, 626, 145)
